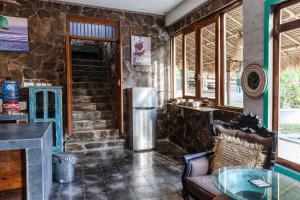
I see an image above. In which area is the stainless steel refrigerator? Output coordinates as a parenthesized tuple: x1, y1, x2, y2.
(127, 87, 157, 151)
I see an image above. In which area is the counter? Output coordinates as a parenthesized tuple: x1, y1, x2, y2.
(0, 123, 53, 200)
(157, 104, 241, 153)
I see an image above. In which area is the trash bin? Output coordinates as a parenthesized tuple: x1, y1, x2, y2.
(53, 153, 77, 184)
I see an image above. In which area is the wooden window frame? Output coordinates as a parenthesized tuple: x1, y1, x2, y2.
(171, 33, 184, 98)
(170, 1, 243, 113)
(183, 27, 198, 99)
(198, 17, 219, 103)
(273, 0, 300, 172)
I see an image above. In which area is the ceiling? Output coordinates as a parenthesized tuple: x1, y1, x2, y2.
(56, 0, 184, 15)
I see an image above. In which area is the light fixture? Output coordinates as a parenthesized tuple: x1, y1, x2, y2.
(0, 16, 9, 30)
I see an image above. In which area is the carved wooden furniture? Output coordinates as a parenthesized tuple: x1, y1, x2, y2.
(28, 86, 63, 153)
(181, 113, 277, 200)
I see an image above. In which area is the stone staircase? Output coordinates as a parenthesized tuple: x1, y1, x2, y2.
(65, 52, 124, 152)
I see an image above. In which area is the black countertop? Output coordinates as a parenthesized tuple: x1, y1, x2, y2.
(0, 122, 52, 151)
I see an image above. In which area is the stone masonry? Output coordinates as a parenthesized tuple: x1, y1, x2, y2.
(0, 0, 170, 136)
(157, 104, 241, 153)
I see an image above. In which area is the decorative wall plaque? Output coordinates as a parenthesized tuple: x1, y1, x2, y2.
(131, 36, 151, 66)
(241, 64, 267, 98)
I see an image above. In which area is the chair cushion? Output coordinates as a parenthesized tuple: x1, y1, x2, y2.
(186, 175, 222, 199)
(211, 134, 266, 171)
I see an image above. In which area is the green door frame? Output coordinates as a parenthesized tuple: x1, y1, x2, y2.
(263, 0, 280, 128)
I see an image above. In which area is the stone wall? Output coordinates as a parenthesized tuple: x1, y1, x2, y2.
(157, 104, 241, 153)
(0, 0, 170, 103)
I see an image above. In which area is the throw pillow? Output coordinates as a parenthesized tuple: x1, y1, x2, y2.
(211, 134, 266, 171)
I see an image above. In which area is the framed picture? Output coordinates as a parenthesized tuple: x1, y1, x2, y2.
(0, 16, 29, 52)
(131, 36, 151, 66)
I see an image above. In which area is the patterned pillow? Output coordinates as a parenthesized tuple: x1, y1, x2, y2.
(211, 134, 266, 172)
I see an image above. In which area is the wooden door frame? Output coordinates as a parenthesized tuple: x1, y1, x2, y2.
(66, 15, 123, 136)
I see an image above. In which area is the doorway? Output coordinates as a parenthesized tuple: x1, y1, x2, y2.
(66, 15, 123, 138)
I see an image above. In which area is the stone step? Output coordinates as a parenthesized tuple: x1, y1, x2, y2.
(72, 110, 114, 121)
(72, 76, 113, 83)
(72, 95, 114, 103)
(72, 103, 97, 111)
(72, 102, 115, 111)
(68, 129, 119, 141)
(72, 64, 108, 72)
(72, 88, 110, 96)
(65, 138, 125, 152)
(72, 70, 109, 77)
(72, 119, 116, 132)
(72, 82, 110, 89)
(72, 59, 106, 66)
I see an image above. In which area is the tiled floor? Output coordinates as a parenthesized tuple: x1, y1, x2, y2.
(50, 141, 186, 200)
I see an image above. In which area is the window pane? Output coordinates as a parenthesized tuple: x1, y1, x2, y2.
(48, 91, 56, 119)
(278, 27, 300, 165)
(224, 5, 244, 108)
(201, 23, 216, 99)
(36, 91, 44, 119)
(184, 31, 196, 96)
(281, 2, 300, 24)
(174, 35, 183, 98)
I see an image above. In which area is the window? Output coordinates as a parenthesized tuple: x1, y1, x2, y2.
(170, 2, 243, 110)
(201, 22, 217, 99)
(224, 6, 244, 108)
(184, 31, 196, 97)
(173, 35, 183, 98)
(274, 0, 300, 170)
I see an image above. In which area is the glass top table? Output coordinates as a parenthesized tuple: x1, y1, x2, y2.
(212, 167, 300, 200)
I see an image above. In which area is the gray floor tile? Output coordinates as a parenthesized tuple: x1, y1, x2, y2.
(132, 185, 158, 199)
(85, 192, 110, 200)
(152, 184, 178, 196)
(109, 188, 136, 200)
(107, 181, 130, 191)
(105, 172, 126, 183)
(101, 164, 119, 174)
(59, 185, 84, 199)
(51, 146, 184, 200)
(83, 174, 105, 185)
(127, 176, 151, 187)
(84, 183, 108, 195)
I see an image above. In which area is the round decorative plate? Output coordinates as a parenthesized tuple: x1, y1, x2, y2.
(241, 64, 267, 98)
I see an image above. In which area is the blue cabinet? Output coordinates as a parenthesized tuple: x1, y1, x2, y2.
(28, 87, 63, 153)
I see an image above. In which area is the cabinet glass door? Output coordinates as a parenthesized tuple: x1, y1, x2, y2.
(35, 91, 44, 119)
(48, 91, 56, 119)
